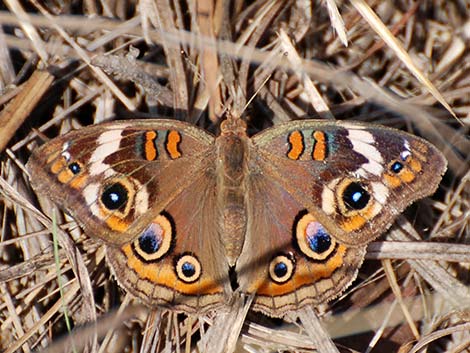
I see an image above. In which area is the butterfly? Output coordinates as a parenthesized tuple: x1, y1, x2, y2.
(26, 116, 446, 317)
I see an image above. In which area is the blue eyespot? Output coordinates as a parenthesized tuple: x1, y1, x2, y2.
(138, 227, 162, 254)
(307, 227, 331, 254)
(273, 262, 288, 278)
(101, 183, 128, 210)
(342, 182, 370, 210)
(68, 162, 81, 174)
(296, 213, 336, 261)
(182, 262, 196, 277)
(391, 161, 404, 173)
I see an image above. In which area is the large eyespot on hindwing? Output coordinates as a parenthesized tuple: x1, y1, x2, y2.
(174, 253, 202, 284)
(268, 253, 296, 284)
(295, 212, 336, 261)
(132, 214, 174, 262)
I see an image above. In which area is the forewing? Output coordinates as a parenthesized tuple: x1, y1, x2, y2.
(250, 120, 447, 245)
(27, 119, 216, 245)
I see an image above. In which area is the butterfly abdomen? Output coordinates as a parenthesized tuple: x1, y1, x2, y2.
(216, 133, 249, 265)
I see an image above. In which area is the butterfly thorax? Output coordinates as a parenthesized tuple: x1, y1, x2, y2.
(216, 118, 249, 266)
(219, 114, 247, 137)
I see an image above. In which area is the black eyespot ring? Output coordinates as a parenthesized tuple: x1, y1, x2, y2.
(175, 254, 201, 283)
(268, 254, 295, 284)
(342, 182, 370, 210)
(68, 162, 81, 174)
(101, 183, 128, 211)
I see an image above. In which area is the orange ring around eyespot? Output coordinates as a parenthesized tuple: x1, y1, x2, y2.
(340, 214, 366, 232)
(104, 215, 131, 232)
(336, 179, 372, 217)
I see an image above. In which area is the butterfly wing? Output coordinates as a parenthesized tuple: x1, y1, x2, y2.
(237, 171, 366, 316)
(106, 168, 230, 313)
(28, 119, 230, 312)
(27, 119, 215, 245)
(249, 120, 447, 246)
(236, 119, 446, 316)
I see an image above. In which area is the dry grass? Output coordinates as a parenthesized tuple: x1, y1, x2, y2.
(0, 1, 469, 352)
